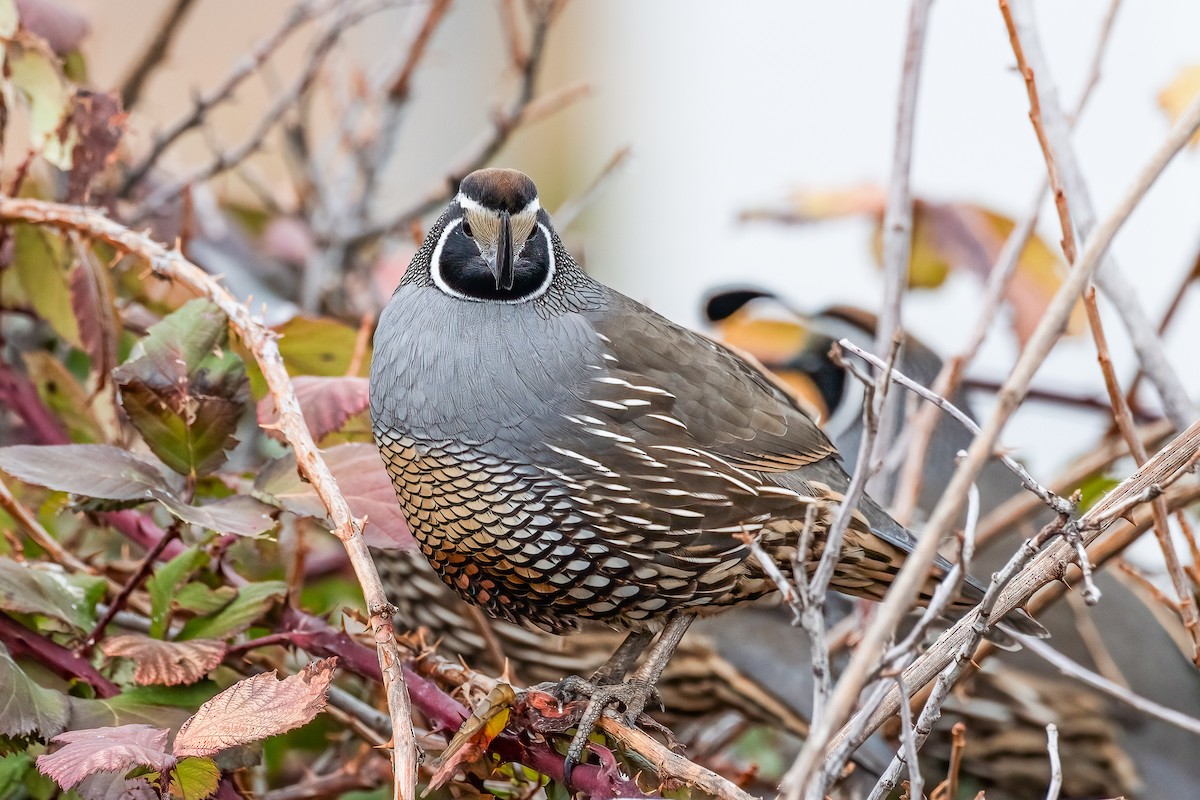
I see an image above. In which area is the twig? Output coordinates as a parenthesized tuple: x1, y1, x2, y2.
(895, 677, 922, 800)
(891, 0, 1123, 521)
(1001, 0, 1197, 429)
(128, 1, 397, 222)
(0, 474, 94, 575)
(832, 418, 1200, 760)
(1016, 633, 1200, 739)
(1084, 285, 1198, 649)
(81, 522, 182, 656)
(1003, 0, 1200, 642)
(120, 0, 332, 196)
(1125, 242, 1200, 406)
(0, 611, 120, 697)
(787, 80, 1200, 783)
(120, 0, 200, 109)
(1044, 723, 1062, 800)
(343, 0, 572, 249)
(553, 146, 634, 230)
(0, 198, 419, 800)
(838, 338, 1072, 516)
(871, 0, 932, 505)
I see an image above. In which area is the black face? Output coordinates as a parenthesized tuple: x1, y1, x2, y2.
(436, 212, 553, 302)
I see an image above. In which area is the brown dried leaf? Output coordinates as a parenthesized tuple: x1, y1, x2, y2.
(99, 635, 226, 687)
(36, 724, 175, 790)
(256, 376, 369, 444)
(427, 683, 515, 790)
(171, 658, 337, 757)
(69, 238, 120, 389)
(66, 89, 124, 203)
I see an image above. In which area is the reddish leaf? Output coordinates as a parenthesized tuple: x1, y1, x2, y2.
(427, 683, 515, 790)
(254, 443, 414, 548)
(0, 443, 173, 501)
(36, 724, 175, 790)
(68, 240, 120, 391)
(66, 89, 124, 203)
(172, 658, 337, 757)
(256, 376, 369, 444)
(74, 772, 157, 800)
(99, 636, 226, 687)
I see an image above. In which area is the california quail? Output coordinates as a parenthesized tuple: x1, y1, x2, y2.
(368, 168, 1047, 774)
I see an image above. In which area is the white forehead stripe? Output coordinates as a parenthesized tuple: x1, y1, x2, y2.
(456, 193, 542, 216)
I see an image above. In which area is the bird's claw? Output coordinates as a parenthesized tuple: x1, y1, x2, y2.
(555, 677, 659, 785)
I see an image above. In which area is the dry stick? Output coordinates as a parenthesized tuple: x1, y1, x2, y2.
(836, 419, 1200, 763)
(1125, 243, 1200, 406)
(356, 0, 455, 224)
(866, 481, 979, 800)
(1003, 0, 1196, 429)
(838, 339, 1071, 516)
(120, 0, 332, 195)
(344, 1, 572, 249)
(553, 145, 634, 231)
(0, 199, 420, 800)
(870, 0, 931, 505)
(0, 474, 94, 575)
(1084, 285, 1200, 659)
(129, 0, 399, 222)
(1044, 723, 1062, 800)
(891, 0, 1122, 523)
(1015, 632, 1200, 738)
(119, 0, 200, 109)
(1004, 0, 1200, 652)
(782, 67, 1200, 798)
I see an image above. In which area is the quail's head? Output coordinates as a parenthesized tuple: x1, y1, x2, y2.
(425, 168, 556, 303)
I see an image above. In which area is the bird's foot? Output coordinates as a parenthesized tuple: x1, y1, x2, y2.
(526, 675, 662, 785)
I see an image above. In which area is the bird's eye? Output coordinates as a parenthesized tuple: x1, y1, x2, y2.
(461, 219, 473, 238)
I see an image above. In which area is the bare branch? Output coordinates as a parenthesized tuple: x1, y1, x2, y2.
(1001, 0, 1197, 428)
(786, 77, 1200, 788)
(119, 0, 201, 109)
(1017, 633, 1200, 739)
(892, 0, 1123, 521)
(120, 0, 332, 196)
(1044, 723, 1062, 800)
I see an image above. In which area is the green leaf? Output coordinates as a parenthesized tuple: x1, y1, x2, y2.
(0, 752, 36, 791)
(170, 757, 220, 800)
(11, 224, 82, 347)
(173, 583, 237, 617)
(0, 557, 97, 631)
(276, 316, 370, 377)
(114, 299, 249, 479)
(4, 33, 75, 168)
(0, 443, 174, 501)
(177, 581, 286, 641)
(146, 547, 209, 639)
(0, 645, 70, 739)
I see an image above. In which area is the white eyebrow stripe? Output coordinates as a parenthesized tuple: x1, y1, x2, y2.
(456, 193, 542, 216)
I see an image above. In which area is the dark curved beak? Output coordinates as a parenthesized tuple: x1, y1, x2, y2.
(492, 210, 515, 290)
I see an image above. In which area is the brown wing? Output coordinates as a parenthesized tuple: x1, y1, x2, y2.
(587, 293, 838, 476)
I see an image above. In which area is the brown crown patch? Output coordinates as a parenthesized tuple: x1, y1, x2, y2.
(459, 169, 539, 214)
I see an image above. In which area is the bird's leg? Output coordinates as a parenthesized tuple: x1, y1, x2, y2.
(562, 614, 696, 784)
(588, 628, 654, 685)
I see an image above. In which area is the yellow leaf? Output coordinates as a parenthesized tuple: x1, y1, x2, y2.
(1158, 65, 1200, 147)
(4, 32, 75, 168)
